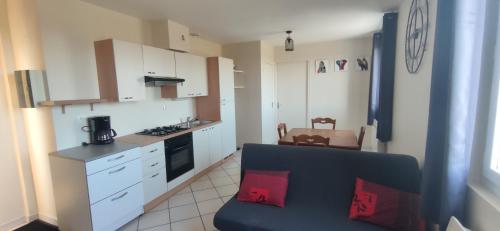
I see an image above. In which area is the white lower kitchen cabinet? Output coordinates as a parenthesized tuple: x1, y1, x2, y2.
(142, 167, 167, 203)
(193, 124, 222, 174)
(193, 128, 210, 174)
(50, 144, 144, 231)
(140, 141, 168, 204)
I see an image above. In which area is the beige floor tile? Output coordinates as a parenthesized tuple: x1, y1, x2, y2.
(151, 199, 169, 212)
(140, 224, 171, 231)
(169, 192, 195, 208)
(229, 175, 241, 184)
(169, 203, 200, 222)
(118, 218, 138, 231)
(223, 167, 240, 175)
(193, 188, 219, 202)
(201, 213, 217, 231)
(221, 196, 233, 203)
(208, 170, 228, 179)
(222, 161, 239, 169)
(216, 184, 239, 197)
(197, 175, 209, 181)
(170, 217, 205, 231)
(210, 176, 233, 187)
(175, 186, 192, 195)
(197, 198, 224, 215)
(190, 180, 213, 192)
(138, 209, 170, 230)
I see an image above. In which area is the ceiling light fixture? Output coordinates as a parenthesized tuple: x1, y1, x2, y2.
(285, 30, 294, 52)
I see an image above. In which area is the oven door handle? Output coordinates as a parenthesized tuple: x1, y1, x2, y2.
(170, 144, 191, 153)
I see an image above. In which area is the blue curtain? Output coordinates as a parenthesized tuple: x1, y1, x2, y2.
(421, 0, 485, 229)
(367, 32, 382, 125)
(376, 13, 398, 142)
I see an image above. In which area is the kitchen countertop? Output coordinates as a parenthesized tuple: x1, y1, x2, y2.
(116, 120, 222, 147)
(49, 141, 140, 162)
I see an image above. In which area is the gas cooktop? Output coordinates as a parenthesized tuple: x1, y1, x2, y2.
(136, 125, 188, 137)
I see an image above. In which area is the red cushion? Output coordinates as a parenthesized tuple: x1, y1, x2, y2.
(237, 170, 290, 207)
(349, 178, 425, 231)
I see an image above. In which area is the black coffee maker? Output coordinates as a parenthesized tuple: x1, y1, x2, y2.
(83, 116, 117, 145)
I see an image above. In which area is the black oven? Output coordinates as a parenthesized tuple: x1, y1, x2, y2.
(165, 132, 194, 182)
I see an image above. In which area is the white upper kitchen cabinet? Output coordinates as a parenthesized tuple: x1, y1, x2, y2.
(151, 20, 191, 53)
(95, 39, 146, 102)
(142, 45, 176, 77)
(161, 52, 208, 98)
(196, 57, 237, 158)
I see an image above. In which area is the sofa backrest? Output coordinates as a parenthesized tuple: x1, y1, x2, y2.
(240, 143, 421, 210)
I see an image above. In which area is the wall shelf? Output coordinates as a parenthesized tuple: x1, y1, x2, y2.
(38, 99, 109, 114)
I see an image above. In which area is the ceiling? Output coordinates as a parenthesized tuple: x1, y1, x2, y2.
(82, 0, 402, 46)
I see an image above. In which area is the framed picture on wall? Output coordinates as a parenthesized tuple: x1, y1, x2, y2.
(315, 59, 330, 77)
(334, 58, 349, 72)
(355, 57, 369, 72)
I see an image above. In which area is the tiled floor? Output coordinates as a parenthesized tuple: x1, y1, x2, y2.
(119, 151, 242, 231)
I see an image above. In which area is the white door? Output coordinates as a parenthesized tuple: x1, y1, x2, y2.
(219, 58, 237, 156)
(174, 52, 193, 97)
(192, 129, 209, 174)
(142, 45, 176, 77)
(276, 61, 308, 129)
(113, 40, 146, 102)
(209, 125, 222, 164)
(261, 63, 278, 144)
(191, 55, 208, 97)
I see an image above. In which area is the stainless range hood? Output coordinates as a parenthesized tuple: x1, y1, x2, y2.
(144, 76, 185, 87)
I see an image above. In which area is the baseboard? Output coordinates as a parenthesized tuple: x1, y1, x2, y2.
(37, 214, 58, 226)
(1, 216, 29, 231)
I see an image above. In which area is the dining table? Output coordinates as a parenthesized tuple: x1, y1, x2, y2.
(278, 128, 359, 150)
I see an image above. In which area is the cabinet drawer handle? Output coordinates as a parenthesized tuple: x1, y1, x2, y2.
(150, 162, 159, 167)
(151, 173, 160, 178)
(108, 166, 126, 174)
(149, 148, 158, 153)
(124, 97, 134, 100)
(107, 155, 125, 162)
(111, 192, 128, 202)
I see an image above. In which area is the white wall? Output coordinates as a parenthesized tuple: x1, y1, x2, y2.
(35, 0, 222, 150)
(274, 37, 373, 149)
(222, 41, 263, 147)
(386, 0, 437, 164)
(0, 44, 30, 230)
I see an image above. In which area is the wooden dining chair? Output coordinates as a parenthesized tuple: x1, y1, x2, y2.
(293, 134, 330, 147)
(311, 117, 336, 129)
(357, 126, 366, 150)
(277, 123, 288, 139)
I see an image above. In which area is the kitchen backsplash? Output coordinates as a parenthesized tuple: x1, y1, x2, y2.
(51, 87, 195, 150)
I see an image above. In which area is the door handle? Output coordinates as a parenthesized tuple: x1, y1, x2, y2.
(108, 166, 126, 174)
(107, 155, 125, 162)
(111, 192, 128, 202)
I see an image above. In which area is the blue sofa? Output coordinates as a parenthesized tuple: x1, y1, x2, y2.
(214, 143, 421, 231)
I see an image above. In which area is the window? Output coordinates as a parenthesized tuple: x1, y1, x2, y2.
(484, 15, 500, 189)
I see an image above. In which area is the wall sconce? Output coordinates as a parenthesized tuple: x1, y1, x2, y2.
(14, 70, 49, 108)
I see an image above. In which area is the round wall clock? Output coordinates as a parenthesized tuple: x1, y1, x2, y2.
(405, 0, 429, 73)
